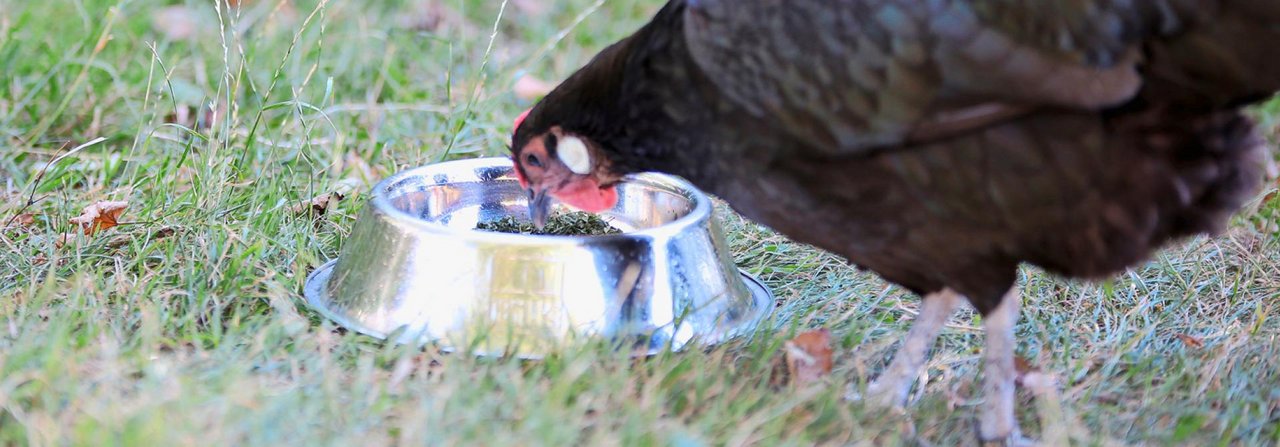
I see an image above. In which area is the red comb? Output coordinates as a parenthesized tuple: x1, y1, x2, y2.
(514, 108, 531, 130)
(512, 108, 533, 189)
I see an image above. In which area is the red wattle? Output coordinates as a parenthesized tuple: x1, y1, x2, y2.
(512, 162, 529, 188)
(554, 179, 618, 213)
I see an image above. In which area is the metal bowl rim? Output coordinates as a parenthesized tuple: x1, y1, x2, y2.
(367, 157, 713, 245)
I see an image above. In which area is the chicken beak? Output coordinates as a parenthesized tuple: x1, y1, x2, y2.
(528, 188, 551, 229)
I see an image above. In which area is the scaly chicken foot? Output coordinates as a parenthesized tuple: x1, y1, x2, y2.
(978, 287, 1022, 444)
(859, 289, 962, 407)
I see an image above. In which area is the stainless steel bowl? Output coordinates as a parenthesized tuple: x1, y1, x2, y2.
(303, 157, 773, 358)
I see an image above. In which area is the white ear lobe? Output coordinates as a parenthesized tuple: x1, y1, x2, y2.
(557, 135, 592, 175)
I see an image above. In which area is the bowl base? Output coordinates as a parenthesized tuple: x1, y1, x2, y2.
(302, 259, 775, 359)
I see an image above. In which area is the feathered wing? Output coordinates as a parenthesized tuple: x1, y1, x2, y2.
(680, 0, 1280, 155)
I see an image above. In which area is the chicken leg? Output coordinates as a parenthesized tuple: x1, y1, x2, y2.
(979, 287, 1021, 443)
(860, 286, 1026, 444)
(863, 289, 963, 407)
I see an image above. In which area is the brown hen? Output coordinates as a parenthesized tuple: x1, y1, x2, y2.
(510, 1, 1277, 441)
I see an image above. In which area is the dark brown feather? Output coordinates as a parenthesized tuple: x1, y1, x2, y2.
(514, 0, 1276, 313)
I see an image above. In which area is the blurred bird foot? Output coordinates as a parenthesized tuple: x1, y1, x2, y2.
(845, 289, 963, 408)
(976, 428, 1035, 447)
(978, 288, 1025, 445)
(843, 377, 907, 408)
(975, 409, 1035, 447)
(862, 377, 908, 408)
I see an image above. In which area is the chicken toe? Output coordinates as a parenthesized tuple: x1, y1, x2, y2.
(860, 289, 962, 408)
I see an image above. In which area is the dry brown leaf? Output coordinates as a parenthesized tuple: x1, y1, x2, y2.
(1175, 333, 1205, 349)
(290, 180, 361, 217)
(514, 75, 555, 101)
(784, 328, 833, 386)
(163, 102, 225, 131)
(69, 200, 128, 235)
(290, 193, 339, 217)
(55, 232, 77, 248)
(1014, 355, 1035, 376)
(1261, 177, 1278, 205)
(1013, 354, 1038, 387)
(8, 213, 36, 228)
(163, 106, 195, 128)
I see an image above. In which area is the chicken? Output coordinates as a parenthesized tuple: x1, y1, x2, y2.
(509, 0, 1277, 442)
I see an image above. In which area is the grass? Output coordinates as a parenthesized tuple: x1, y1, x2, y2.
(1, 0, 1278, 445)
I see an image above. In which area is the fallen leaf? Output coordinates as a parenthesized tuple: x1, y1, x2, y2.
(163, 101, 224, 131)
(290, 194, 339, 217)
(784, 328, 833, 386)
(514, 75, 555, 101)
(163, 105, 193, 126)
(1260, 178, 1278, 205)
(289, 179, 362, 217)
(1013, 354, 1038, 387)
(69, 201, 128, 235)
(6, 213, 36, 229)
(1014, 355, 1035, 375)
(1175, 333, 1205, 349)
(55, 232, 77, 248)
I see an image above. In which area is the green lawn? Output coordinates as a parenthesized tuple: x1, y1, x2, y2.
(2, 1, 1278, 445)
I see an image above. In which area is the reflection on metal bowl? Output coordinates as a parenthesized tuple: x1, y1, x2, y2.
(303, 157, 773, 358)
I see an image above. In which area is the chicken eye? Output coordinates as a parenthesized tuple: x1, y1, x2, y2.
(526, 154, 543, 168)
